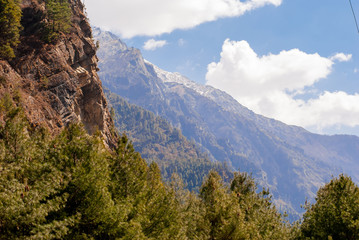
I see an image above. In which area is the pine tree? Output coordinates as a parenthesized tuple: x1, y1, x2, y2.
(0, 0, 22, 59)
(0, 95, 73, 239)
(0, 93, 296, 239)
(200, 170, 246, 240)
(43, 0, 72, 42)
(298, 174, 359, 240)
(230, 172, 292, 239)
(141, 162, 184, 239)
(45, 124, 120, 239)
(108, 134, 149, 239)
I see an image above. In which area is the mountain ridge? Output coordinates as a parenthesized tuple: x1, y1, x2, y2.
(105, 88, 233, 191)
(94, 27, 359, 218)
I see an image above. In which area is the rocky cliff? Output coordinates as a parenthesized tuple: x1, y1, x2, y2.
(0, 0, 116, 147)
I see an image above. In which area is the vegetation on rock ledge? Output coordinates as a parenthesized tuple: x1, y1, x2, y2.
(0, 0, 22, 59)
(43, 0, 72, 42)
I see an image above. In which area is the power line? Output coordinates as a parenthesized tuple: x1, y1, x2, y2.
(348, 0, 359, 34)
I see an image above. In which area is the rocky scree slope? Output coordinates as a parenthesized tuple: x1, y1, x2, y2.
(0, 0, 115, 147)
(94, 28, 359, 218)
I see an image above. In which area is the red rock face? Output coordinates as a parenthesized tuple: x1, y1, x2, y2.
(0, 0, 116, 147)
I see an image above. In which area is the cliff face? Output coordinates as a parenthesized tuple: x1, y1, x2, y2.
(0, 0, 116, 147)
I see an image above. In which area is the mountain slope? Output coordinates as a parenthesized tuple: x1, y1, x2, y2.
(94, 28, 359, 217)
(105, 89, 233, 191)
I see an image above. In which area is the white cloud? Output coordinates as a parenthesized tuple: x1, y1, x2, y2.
(330, 53, 352, 62)
(206, 39, 359, 131)
(143, 39, 167, 51)
(85, 0, 282, 38)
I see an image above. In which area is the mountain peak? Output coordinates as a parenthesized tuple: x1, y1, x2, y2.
(95, 30, 359, 218)
(92, 27, 128, 55)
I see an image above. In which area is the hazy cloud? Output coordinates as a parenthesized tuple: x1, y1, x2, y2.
(85, 0, 282, 38)
(178, 38, 186, 47)
(143, 39, 167, 51)
(206, 39, 359, 131)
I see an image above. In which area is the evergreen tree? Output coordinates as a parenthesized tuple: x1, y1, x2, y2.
(108, 134, 149, 238)
(182, 191, 209, 240)
(0, 94, 296, 240)
(230, 172, 292, 239)
(200, 170, 246, 240)
(109, 135, 185, 239)
(49, 125, 119, 239)
(110, 134, 148, 200)
(0, 0, 22, 59)
(141, 162, 184, 239)
(0, 95, 73, 239)
(298, 174, 359, 240)
(43, 0, 72, 42)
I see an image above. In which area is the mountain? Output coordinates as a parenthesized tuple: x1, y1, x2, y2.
(0, 0, 116, 147)
(105, 89, 233, 191)
(94, 28, 359, 217)
(0, 3, 294, 238)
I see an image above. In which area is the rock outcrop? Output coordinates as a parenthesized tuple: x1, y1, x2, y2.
(0, 0, 116, 147)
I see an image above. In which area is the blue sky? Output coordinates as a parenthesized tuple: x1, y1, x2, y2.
(86, 0, 359, 136)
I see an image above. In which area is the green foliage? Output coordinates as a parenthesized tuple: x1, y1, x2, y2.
(0, 0, 22, 59)
(108, 135, 185, 239)
(230, 172, 293, 239)
(106, 90, 233, 191)
(298, 174, 359, 240)
(0, 94, 294, 239)
(0, 96, 117, 239)
(40, 76, 49, 89)
(198, 171, 292, 240)
(0, 94, 73, 239)
(48, 124, 118, 239)
(200, 170, 245, 239)
(43, 0, 72, 42)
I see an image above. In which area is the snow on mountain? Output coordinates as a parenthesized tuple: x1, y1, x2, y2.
(94, 27, 359, 220)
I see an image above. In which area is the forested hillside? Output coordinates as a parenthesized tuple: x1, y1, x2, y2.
(2, 88, 359, 239)
(0, 93, 294, 239)
(94, 28, 359, 219)
(105, 89, 232, 191)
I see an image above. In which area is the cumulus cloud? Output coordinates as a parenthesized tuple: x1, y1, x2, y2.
(206, 39, 359, 131)
(85, 0, 282, 38)
(330, 53, 352, 62)
(143, 39, 167, 51)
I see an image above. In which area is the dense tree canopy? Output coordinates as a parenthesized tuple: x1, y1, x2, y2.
(43, 0, 72, 42)
(2, 93, 359, 239)
(0, 93, 295, 239)
(0, 0, 22, 59)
